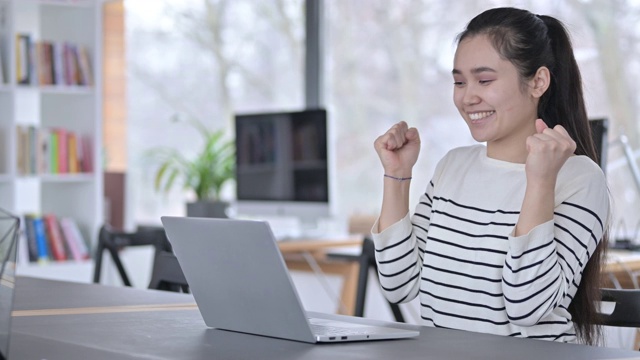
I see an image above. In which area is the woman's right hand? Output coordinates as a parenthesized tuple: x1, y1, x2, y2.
(374, 121, 421, 176)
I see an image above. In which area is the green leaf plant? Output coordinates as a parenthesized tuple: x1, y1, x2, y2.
(148, 114, 235, 202)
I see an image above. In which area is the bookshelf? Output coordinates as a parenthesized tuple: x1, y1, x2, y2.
(0, 0, 103, 283)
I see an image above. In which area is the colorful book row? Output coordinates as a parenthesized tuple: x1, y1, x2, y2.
(15, 33, 93, 87)
(22, 213, 90, 263)
(16, 125, 94, 176)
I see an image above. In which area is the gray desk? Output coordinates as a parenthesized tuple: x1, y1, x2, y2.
(9, 277, 640, 360)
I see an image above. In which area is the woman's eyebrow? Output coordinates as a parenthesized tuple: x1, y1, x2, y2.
(451, 66, 497, 75)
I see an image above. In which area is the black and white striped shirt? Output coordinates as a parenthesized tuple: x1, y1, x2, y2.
(372, 145, 608, 343)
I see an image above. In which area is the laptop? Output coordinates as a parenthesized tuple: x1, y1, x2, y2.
(160, 216, 420, 343)
(0, 209, 19, 360)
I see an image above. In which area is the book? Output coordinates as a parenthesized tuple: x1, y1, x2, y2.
(80, 135, 93, 172)
(67, 132, 79, 173)
(64, 42, 80, 85)
(32, 217, 50, 263)
(36, 41, 47, 85)
(77, 46, 93, 86)
(37, 127, 51, 174)
(28, 125, 37, 174)
(28, 39, 38, 86)
(59, 217, 89, 260)
(43, 214, 67, 261)
(56, 128, 68, 173)
(52, 41, 64, 86)
(22, 214, 39, 262)
(15, 125, 26, 175)
(15, 33, 31, 85)
(50, 130, 59, 173)
(0, 44, 4, 84)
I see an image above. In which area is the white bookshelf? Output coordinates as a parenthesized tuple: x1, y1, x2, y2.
(0, 0, 103, 283)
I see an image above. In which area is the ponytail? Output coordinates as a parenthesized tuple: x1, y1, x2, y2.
(539, 15, 606, 346)
(538, 15, 597, 161)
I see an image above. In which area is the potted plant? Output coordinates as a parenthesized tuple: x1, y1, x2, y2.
(149, 114, 235, 218)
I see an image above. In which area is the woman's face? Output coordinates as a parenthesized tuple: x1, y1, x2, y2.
(452, 34, 539, 156)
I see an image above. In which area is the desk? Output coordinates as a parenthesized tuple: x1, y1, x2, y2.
(279, 236, 363, 315)
(9, 277, 640, 360)
(604, 250, 640, 289)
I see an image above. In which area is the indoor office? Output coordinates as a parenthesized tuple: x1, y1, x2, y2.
(2, 0, 640, 359)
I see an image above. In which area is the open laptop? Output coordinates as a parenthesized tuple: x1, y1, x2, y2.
(0, 209, 19, 360)
(160, 216, 419, 343)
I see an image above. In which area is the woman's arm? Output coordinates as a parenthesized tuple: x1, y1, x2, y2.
(373, 121, 420, 231)
(371, 121, 424, 303)
(503, 160, 608, 326)
(372, 185, 434, 304)
(514, 120, 575, 236)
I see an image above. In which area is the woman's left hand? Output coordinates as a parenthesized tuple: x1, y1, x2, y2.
(524, 119, 576, 185)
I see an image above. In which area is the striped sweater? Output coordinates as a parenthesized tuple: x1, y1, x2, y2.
(372, 145, 609, 343)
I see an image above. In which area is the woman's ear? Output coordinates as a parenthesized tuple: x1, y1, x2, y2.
(531, 66, 550, 98)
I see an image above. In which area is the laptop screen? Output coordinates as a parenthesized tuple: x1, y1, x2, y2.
(0, 210, 19, 360)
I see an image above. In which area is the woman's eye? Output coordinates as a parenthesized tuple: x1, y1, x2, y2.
(479, 80, 493, 85)
(453, 81, 465, 86)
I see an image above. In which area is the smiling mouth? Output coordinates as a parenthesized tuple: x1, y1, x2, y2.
(468, 111, 495, 121)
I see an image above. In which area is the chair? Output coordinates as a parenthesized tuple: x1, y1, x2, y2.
(148, 250, 189, 293)
(599, 288, 640, 328)
(93, 224, 171, 286)
(329, 237, 405, 322)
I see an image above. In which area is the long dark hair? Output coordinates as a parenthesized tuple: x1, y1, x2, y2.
(457, 7, 607, 345)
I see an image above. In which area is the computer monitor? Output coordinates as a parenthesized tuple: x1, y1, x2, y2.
(234, 109, 330, 229)
(589, 118, 608, 171)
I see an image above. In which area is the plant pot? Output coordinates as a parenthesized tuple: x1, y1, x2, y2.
(186, 201, 229, 218)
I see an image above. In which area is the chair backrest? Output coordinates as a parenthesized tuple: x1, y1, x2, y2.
(93, 224, 171, 286)
(599, 288, 640, 327)
(148, 250, 189, 293)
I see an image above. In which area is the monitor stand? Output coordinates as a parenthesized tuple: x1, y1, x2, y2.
(235, 215, 335, 241)
(294, 217, 326, 240)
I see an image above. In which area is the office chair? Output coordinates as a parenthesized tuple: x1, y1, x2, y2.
(93, 224, 171, 286)
(599, 288, 640, 328)
(599, 288, 640, 350)
(148, 250, 189, 293)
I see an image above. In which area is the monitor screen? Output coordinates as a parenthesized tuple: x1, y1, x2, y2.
(589, 118, 608, 171)
(234, 109, 329, 221)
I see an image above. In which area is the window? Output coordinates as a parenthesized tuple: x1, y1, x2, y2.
(125, 0, 304, 223)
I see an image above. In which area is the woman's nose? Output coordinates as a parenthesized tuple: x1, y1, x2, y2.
(462, 86, 481, 106)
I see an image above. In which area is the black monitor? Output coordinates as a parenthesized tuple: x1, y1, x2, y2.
(234, 109, 329, 222)
(589, 118, 609, 171)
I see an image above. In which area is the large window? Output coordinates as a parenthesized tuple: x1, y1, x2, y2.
(125, 0, 304, 224)
(126, 1, 640, 240)
(325, 1, 640, 238)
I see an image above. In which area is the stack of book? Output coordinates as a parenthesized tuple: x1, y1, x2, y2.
(22, 213, 91, 264)
(15, 33, 93, 87)
(15, 125, 93, 176)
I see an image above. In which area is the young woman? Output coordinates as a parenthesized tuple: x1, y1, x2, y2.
(372, 7, 609, 345)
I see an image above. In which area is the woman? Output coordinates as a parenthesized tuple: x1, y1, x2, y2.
(372, 7, 609, 345)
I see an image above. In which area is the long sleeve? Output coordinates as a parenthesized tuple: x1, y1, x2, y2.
(372, 180, 435, 304)
(368, 145, 608, 342)
(502, 163, 608, 326)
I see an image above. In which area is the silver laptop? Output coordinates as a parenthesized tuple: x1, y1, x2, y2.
(160, 216, 420, 343)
